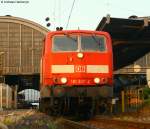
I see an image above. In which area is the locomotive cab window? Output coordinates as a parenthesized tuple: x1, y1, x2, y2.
(53, 36, 78, 52)
(81, 36, 106, 52)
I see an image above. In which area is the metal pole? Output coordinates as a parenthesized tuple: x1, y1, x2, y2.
(14, 85, 18, 109)
(121, 90, 125, 113)
(0, 83, 2, 110)
(6, 84, 8, 109)
(0, 52, 5, 110)
(7, 23, 10, 73)
(19, 24, 22, 73)
(31, 29, 34, 73)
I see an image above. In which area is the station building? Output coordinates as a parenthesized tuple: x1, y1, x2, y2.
(0, 16, 49, 108)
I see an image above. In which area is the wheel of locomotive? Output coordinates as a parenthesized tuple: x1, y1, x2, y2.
(49, 97, 63, 116)
(61, 97, 70, 115)
(39, 98, 51, 114)
(97, 99, 108, 114)
(39, 98, 43, 112)
(39, 98, 44, 112)
(76, 97, 94, 120)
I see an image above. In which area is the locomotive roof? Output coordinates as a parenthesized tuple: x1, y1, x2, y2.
(48, 30, 109, 35)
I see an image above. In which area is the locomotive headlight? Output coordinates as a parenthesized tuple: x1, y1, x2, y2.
(77, 52, 83, 58)
(61, 77, 67, 84)
(94, 78, 100, 84)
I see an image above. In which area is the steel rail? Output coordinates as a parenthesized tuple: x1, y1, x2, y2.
(58, 118, 96, 129)
(82, 117, 150, 129)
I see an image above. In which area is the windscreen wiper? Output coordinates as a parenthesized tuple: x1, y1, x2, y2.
(63, 32, 77, 42)
(92, 34, 99, 45)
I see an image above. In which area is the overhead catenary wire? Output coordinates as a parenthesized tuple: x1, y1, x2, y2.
(58, 0, 61, 26)
(53, 0, 56, 30)
(66, 0, 76, 29)
(106, 0, 110, 13)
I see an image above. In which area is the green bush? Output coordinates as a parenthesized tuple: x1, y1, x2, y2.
(143, 87, 150, 99)
(3, 117, 13, 125)
(47, 122, 57, 129)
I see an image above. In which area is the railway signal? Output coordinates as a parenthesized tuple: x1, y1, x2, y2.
(45, 17, 51, 27)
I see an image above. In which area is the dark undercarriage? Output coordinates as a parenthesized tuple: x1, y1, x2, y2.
(40, 85, 113, 119)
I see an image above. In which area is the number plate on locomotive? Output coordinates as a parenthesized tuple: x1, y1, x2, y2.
(74, 65, 86, 73)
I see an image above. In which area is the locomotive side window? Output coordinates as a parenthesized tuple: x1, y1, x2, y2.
(81, 36, 106, 52)
(53, 36, 78, 52)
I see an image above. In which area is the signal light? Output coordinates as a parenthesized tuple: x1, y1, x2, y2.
(56, 27, 60, 31)
(45, 17, 50, 21)
(56, 27, 63, 31)
(45, 17, 51, 28)
(47, 23, 51, 27)
(60, 27, 63, 30)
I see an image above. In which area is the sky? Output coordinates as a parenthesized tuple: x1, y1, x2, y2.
(0, 0, 150, 31)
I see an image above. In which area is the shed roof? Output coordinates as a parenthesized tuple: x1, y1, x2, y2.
(0, 16, 49, 34)
(96, 16, 150, 71)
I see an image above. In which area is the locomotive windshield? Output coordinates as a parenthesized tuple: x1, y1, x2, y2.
(81, 36, 106, 52)
(52, 35, 106, 52)
(53, 36, 78, 51)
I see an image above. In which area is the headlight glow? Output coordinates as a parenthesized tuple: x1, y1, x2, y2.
(77, 53, 84, 58)
(61, 77, 67, 84)
(94, 78, 100, 84)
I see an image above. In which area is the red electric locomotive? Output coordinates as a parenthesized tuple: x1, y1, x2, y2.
(40, 30, 113, 117)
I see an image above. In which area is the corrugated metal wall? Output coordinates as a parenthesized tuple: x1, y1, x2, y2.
(115, 52, 150, 74)
(0, 83, 17, 109)
(0, 20, 48, 75)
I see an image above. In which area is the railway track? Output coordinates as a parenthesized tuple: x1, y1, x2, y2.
(81, 116, 150, 129)
(0, 109, 36, 129)
(1, 109, 150, 129)
(0, 109, 93, 129)
(0, 109, 35, 116)
(57, 118, 95, 129)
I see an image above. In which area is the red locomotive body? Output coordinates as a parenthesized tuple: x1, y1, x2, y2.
(40, 30, 113, 117)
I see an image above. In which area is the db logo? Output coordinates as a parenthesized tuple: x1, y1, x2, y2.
(75, 65, 86, 73)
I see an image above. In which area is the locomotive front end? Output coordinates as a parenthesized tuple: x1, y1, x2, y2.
(42, 30, 113, 87)
(40, 30, 113, 116)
